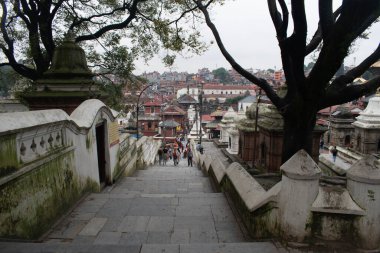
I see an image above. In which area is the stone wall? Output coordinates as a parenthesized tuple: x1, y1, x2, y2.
(0, 99, 160, 240)
(195, 146, 380, 250)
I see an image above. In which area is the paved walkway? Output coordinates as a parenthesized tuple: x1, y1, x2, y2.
(0, 151, 283, 253)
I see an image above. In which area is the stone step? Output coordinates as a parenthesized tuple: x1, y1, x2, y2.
(0, 242, 282, 253)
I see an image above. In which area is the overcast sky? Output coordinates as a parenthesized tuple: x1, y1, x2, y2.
(134, 0, 380, 74)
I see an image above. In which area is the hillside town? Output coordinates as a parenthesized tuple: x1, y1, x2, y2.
(1, 1, 380, 252)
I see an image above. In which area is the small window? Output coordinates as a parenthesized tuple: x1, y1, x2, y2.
(221, 91, 223, 94)
(151, 107, 154, 113)
(148, 122, 152, 129)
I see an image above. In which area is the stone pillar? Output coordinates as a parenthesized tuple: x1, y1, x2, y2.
(220, 124, 229, 143)
(226, 128, 239, 154)
(347, 155, 380, 250)
(278, 150, 321, 241)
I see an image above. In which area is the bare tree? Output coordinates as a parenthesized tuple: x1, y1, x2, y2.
(195, 0, 380, 162)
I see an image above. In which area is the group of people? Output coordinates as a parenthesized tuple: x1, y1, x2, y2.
(157, 138, 194, 167)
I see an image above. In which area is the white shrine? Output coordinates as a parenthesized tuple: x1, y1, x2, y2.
(187, 116, 207, 140)
(352, 91, 380, 154)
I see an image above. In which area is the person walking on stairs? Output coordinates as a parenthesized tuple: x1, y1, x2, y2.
(187, 148, 193, 167)
(173, 148, 179, 166)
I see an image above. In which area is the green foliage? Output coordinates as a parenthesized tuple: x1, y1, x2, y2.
(212, 67, 231, 83)
(0, 0, 211, 82)
(0, 66, 18, 97)
(163, 54, 176, 67)
(225, 94, 249, 105)
(98, 82, 124, 111)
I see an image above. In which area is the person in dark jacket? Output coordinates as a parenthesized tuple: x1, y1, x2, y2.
(331, 146, 338, 162)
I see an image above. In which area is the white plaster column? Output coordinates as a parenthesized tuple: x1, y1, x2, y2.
(347, 155, 380, 250)
(219, 124, 228, 143)
(278, 150, 321, 242)
(227, 129, 239, 154)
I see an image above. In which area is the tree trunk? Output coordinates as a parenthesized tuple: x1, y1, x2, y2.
(282, 104, 318, 163)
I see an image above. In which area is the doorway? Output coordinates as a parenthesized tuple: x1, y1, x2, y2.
(344, 135, 351, 146)
(96, 123, 107, 187)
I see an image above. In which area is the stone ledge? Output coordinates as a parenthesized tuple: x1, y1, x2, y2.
(209, 159, 226, 183)
(281, 150, 321, 180)
(204, 155, 214, 172)
(347, 155, 380, 184)
(247, 182, 281, 212)
(226, 162, 267, 211)
(0, 109, 69, 133)
(311, 186, 365, 216)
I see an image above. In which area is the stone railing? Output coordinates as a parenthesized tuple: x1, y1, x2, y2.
(0, 99, 160, 240)
(116, 135, 160, 179)
(195, 147, 380, 250)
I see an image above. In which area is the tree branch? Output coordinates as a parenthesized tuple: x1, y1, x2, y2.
(13, 0, 31, 27)
(321, 75, 380, 108)
(331, 43, 380, 88)
(278, 0, 288, 39)
(291, 0, 307, 44)
(267, 0, 288, 40)
(309, 1, 380, 89)
(38, 0, 57, 63)
(195, 0, 282, 108)
(305, 6, 341, 56)
(278, 1, 307, 96)
(75, 0, 139, 42)
(51, 0, 65, 21)
(70, 4, 130, 29)
(319, 0, 333, 40)
(0, 0, 13, 52)
(268, 0, 282, 33)
(0, 43, 38, 79)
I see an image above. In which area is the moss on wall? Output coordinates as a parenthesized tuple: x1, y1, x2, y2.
(307, 212, 359, 244)
(0, 134, 19, 178)
(0, 150, 97, 240)
(221, 177, 279, 239)
(85, 131, 94, 150)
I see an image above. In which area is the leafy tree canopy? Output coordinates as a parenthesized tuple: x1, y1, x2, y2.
(212, 67, 231, 83)
(225, 94, 247, 105)
(0, 0, 220, 84)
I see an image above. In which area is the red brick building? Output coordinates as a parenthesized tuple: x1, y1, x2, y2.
(139, 98, 162, 136)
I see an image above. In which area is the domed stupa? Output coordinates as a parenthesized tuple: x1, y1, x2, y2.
(352, 90, 380, 154)
(22, 31, 106, 114)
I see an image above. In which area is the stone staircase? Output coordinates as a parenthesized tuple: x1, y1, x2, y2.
(0, 158, 283, 253)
